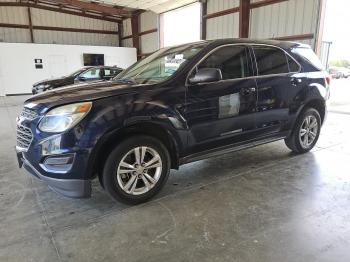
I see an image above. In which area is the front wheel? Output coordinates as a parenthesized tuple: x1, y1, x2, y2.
(285, 108, 321, 154)
(103, 135, 170, 205)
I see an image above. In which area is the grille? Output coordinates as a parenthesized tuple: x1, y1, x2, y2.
(16, 124, 33, 150)
(20, 108, 38, 121)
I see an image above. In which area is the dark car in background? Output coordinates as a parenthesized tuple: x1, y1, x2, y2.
(32, 66, 123, 94)
(17, 39, 330, 204)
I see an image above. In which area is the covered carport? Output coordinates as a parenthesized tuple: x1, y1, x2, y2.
(1, 1, 350, 262)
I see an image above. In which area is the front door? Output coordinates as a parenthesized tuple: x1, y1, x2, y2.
(184, 45, 258, 154)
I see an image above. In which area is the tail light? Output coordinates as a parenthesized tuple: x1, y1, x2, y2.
(325, 75, 331, 86)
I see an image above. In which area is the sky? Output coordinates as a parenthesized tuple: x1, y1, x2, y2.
(323, 0, 350, 61)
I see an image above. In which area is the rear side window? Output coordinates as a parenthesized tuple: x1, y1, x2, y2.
(293, 47, 324, 71)
(104, 69, 112, 76)
(105, 68, 121, 76)
(253, 46, 290, 75)
(287, 56, 300, 72)
(198, 45, 253, 80)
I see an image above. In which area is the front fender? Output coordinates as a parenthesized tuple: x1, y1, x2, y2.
(82, 95, 188, 178)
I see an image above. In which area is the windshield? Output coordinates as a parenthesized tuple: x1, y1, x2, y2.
(115, 42, 207, 84)
(69, 69, 86, 77)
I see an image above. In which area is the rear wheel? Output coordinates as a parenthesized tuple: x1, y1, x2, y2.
(285, 108, 321, 154)
(103, 135, 170, 204)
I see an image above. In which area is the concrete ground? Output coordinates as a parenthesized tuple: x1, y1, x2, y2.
(1, 91, 350, 262)
(328, 78, 350, 114)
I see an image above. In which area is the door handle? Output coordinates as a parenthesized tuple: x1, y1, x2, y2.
(241, 87, 256, 96)
(291, 78, 302, 86)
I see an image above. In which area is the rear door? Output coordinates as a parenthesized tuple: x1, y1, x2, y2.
(185, 45, 258, 154)
(251, 45, 302, 135)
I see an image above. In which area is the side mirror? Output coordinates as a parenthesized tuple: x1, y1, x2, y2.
(78, 76, 87, 81)
(189, 68, 222, 84)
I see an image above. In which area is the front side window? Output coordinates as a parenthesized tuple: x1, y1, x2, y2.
(116, 43, 206, 84)
(197, 46, 253, 80)
(80, 68, 101, 79)
(253, 46, 290, 75)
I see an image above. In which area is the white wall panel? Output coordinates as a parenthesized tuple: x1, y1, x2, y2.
(0, 43, 137, 95)
(206, 13, 239, 40)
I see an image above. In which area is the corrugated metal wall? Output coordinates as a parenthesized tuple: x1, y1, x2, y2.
(0, 6, 119, 46)
(121, 11, 159, 54)
(250, 0, 319, 48)
(206, 0, 240, 40)
(0, 7, 31, 43)
(121, 18, 133, 47)
(140, 11, 158, 54)
(206, 0, 320, 49)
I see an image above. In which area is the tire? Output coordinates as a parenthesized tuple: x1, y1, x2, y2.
(285, 108, 321, 154)
(102, 135, 170, 205)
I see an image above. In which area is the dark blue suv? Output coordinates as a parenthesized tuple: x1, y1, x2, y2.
(16, 39, 330, 204)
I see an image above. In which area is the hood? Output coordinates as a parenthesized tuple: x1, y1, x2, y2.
(25, 80, 143, 113)
(33, 76, 74, 87)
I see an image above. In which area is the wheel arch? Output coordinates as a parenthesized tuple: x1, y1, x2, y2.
(89, 121, 182, 185)
(301, 99, 326, 124)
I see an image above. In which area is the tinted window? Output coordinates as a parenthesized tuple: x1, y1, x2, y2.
(253, 46, 289, 75)
(198, 46, 252, 80)
(287, 56, 300, 72)
(104, 69, 112, 76)
(104, 69, 119, 76)
(117, 43, 206, 84)
(293, 47, 324, 71)
(80, 68, 101, 79)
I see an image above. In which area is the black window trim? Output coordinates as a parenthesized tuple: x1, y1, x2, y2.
(250, 44, 302, 78)
(186, 43, 302, 86)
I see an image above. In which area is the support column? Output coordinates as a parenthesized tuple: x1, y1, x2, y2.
(201, 0, 207, 40)
(27, 7, 34, 43)
(239, 0, 250, 38)
(315, 0, 327, 55)
(131, 14, 140, 57)
(118, 22, 123, 47)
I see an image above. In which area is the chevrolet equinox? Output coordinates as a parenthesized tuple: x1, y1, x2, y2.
(16, 39, 330, 204)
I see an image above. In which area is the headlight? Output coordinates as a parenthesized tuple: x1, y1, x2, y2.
(38, 102, 92, 133)
(36, 84, 50, 90)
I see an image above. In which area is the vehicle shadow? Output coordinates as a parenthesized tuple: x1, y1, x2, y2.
(32, 140, 296, 231)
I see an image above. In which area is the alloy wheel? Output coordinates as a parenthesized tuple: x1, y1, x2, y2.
(116, 146, 162, 195)
(299, 115, 319, 149)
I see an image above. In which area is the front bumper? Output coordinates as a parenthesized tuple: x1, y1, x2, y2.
(17, 150, 91, 198)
